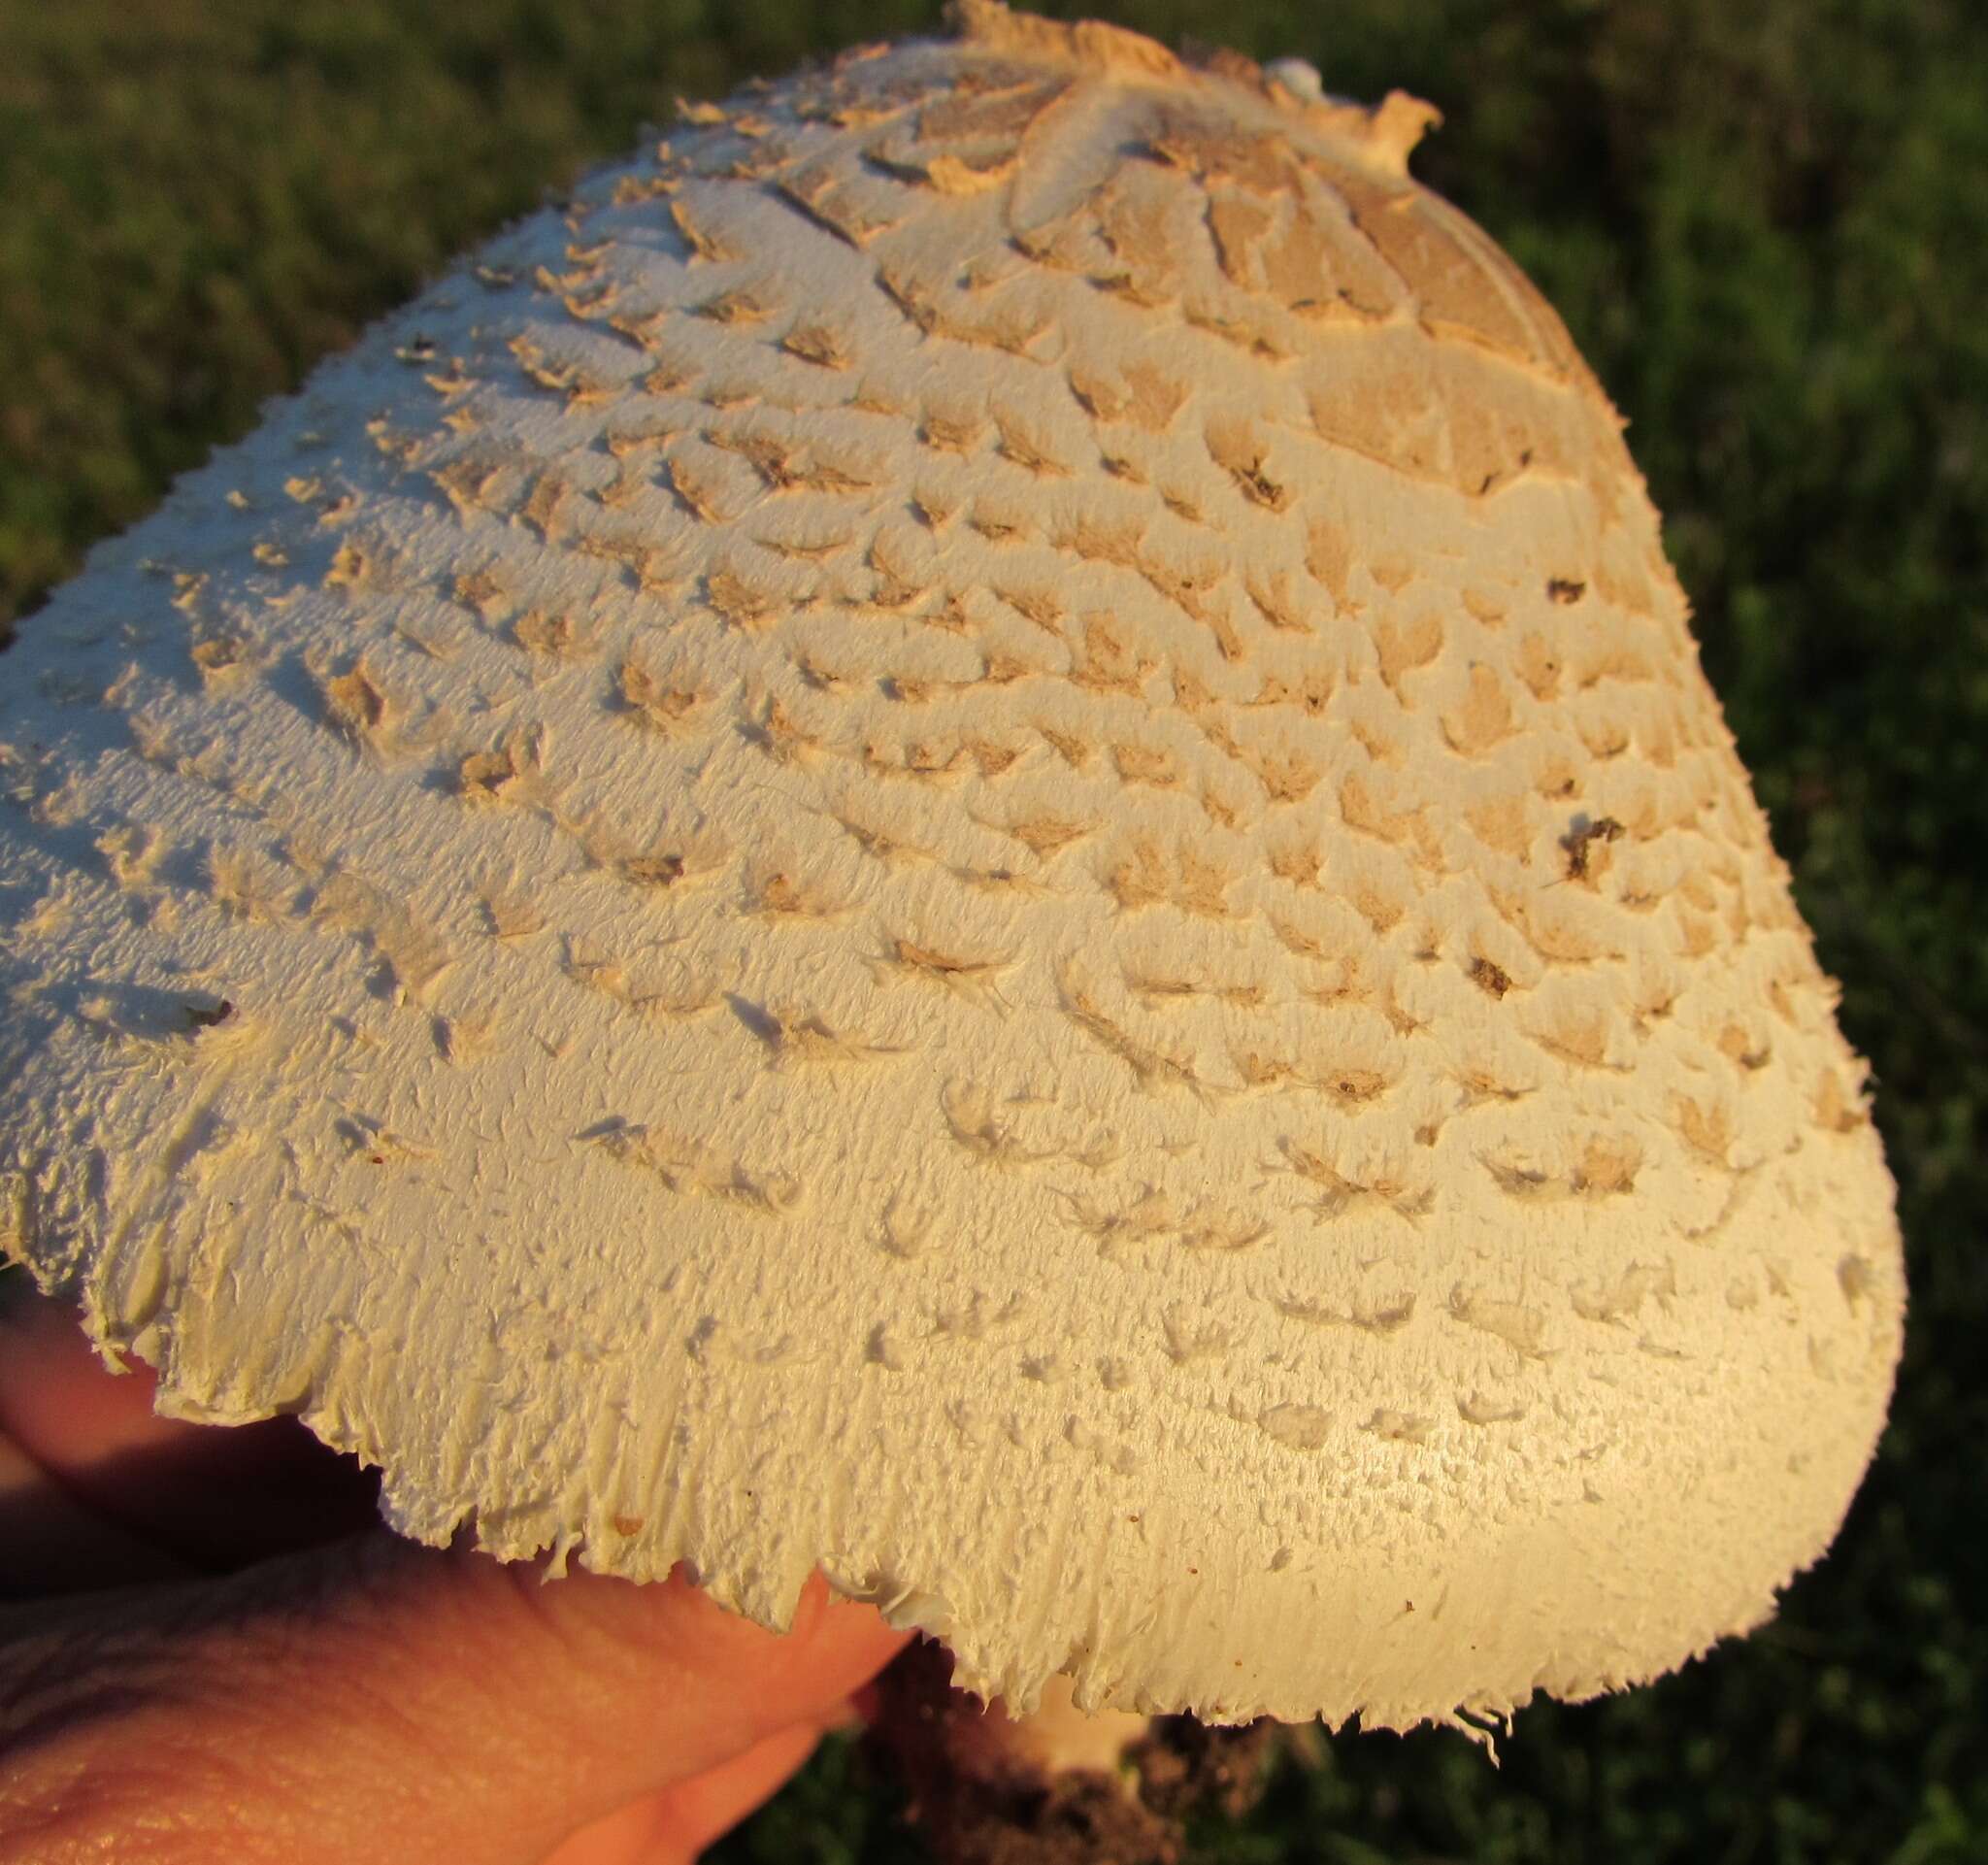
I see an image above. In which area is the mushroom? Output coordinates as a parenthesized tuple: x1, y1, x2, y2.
(0, 2, 1904, 1857)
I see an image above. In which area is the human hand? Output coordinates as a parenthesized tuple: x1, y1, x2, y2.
(0, 1280, 910, 1864)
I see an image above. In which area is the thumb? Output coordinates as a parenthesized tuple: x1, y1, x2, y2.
(3, 1536, 908, 1865)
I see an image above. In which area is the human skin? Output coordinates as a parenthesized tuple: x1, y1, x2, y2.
(0, 1282, 909, 1865)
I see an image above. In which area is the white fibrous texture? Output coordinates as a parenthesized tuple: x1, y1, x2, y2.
(0, 3, 1903, 1732)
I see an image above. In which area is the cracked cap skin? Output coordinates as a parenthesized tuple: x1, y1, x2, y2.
(0, 0, 1903, 1734)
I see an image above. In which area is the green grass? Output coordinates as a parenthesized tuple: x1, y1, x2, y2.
(4, 1, 1984, 1858)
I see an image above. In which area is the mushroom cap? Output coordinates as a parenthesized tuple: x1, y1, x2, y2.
(0, 2, 1903, 1730)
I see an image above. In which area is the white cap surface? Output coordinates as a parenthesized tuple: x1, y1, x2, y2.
(0, 2, 1903, 1731)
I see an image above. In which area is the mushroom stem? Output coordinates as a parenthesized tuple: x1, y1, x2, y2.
(868, 1640, 1181, 1862)
(982, 1674, 1152, 1780)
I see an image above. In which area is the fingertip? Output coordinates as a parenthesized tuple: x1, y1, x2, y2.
(0, 1282, 162, 1449)
(650, 1719, 825, 1861)
(542, 1720, 825, 1865)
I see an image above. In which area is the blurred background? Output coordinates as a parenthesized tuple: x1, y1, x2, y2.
(2, 1, 1981, 1858)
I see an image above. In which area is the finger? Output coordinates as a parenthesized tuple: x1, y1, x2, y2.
(0, 1277, 182, 1464)
(0, 1428, 202, 1596)
(542, 1720, 821, 1865)
(1, 1544, 909, 1865)
(0, 1284, 381, 1579)
(645, 1720, 824, 1863)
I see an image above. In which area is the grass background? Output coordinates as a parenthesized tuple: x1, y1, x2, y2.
(3, 1, 1982, 1858)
